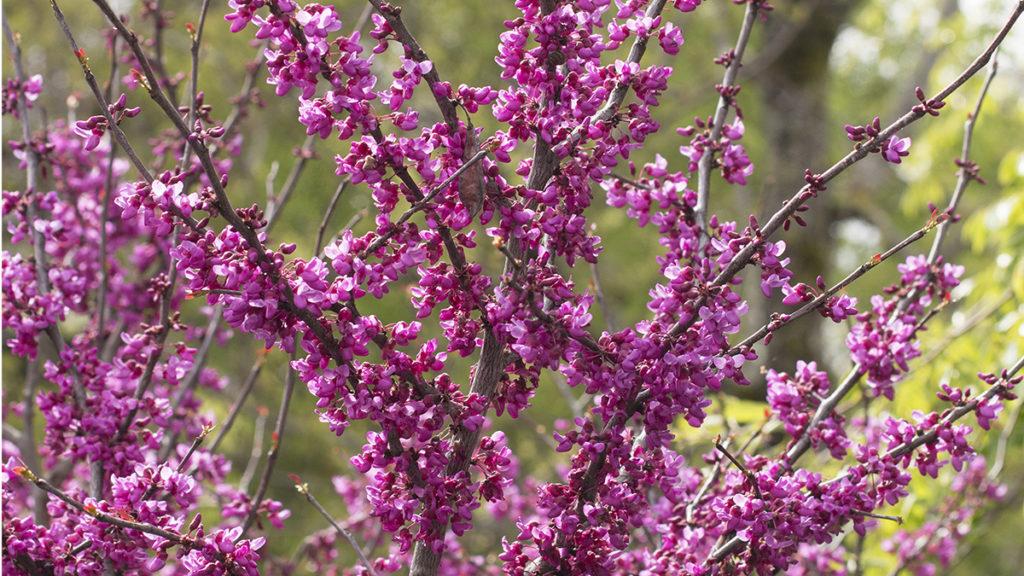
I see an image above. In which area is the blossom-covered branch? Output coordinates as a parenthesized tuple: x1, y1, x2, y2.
(4, 0, 1023, 575)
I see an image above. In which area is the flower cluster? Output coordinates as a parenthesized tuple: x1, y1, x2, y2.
(2, 66, 287, 576)
(72, 93, 141, 151)
(767, 361, 849, 459)
(2, 73, 42, 117)
(847, 255, 963, 399)
(845, 116, 913, 165)
(882, 456, 1006, 576)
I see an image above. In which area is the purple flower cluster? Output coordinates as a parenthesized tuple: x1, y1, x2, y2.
(2, 75, 288, 576)
(848, 255, 963, 399)
(767, 361, 849, 459)
(845, 116, 913, 165)
(882, 456, 1006, 576)
(73, 93, 141, 151)
(1, 73, 42, 117)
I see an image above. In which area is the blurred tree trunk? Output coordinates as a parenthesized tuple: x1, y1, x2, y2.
(747, 0, 861, 391)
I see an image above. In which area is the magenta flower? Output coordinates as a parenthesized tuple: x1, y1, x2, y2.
(882, 135, 912, 164)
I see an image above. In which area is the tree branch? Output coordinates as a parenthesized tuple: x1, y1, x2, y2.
(293, 479, 380, 576)
(694, 1, 760, 240)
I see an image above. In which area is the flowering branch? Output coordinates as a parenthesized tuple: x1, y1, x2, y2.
(670, 0, 1023, 343)
(6, 0, 1023, 574)
(730, 214, 945, 355)
(714, 438, 763, 500)
(906, 54, 999, 304)
(778, 54, 1001, 468)
(694, 0, 761, 239)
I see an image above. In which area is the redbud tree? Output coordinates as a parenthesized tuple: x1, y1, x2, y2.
(2, 1, 1023, 575)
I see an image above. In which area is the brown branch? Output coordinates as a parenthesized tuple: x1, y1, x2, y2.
(315, 178, 351, 256)
(209, 358, 265, 454)
(359, 148, 489, 256)
(178, 0, 212, 170)
(694, 1, 760, 240)
(730, 217, 941, 355)
(15, 466, 205, 552)
(715, 438, 763, 500)
(368, 0, 458, 127)
(918, 290, 1012, 366)
(219, 52, 266, 144)
(925, 55, 998, 266)
(238, 408, 269, 494)
(589, 261, 617, 333)
(97, 34, 119, 348)
(668, 1, 1022, 347)
(293, 479, 380, 576)
(147, 0, 178, 106)
(238, 352, 298, 538)
(265, 135, 317, 232)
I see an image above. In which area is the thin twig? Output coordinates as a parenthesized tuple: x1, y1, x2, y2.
(114, 242, 180, 442)
(315, 179, 351, 256)
(96, 34, 119, 348)
(730, 217, 942, 355)
(918, 290, 1012, 366)
(238, 408, 268, 494)
(359, 148, 489, 256)
(898, 55, 999, 316)
(589, 261, 617, 333)
(368, 0, 458, 126)
(687, 421, 769, 523)
(145, 426, 213, 500)
(218, 51, 265, 143)
(209, 358, 265, 454)
(178, 0, 212, 169)
(852, 510, 903, 524)
(15, 466, 207, 553)
(19, 361, 47, 523)
(148, 0, 178, 106)
(238, 352, 298, 538)
(988, 392, 1022, 480)
(293, 480, 381, 576)
(265, 135, 317, 231)
(159, 305, 224, 461)
(715, 438, 763, 500)
(694, 1, 760, 241)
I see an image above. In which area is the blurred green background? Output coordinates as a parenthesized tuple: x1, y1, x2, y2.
(3, 0, 1023, 573)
